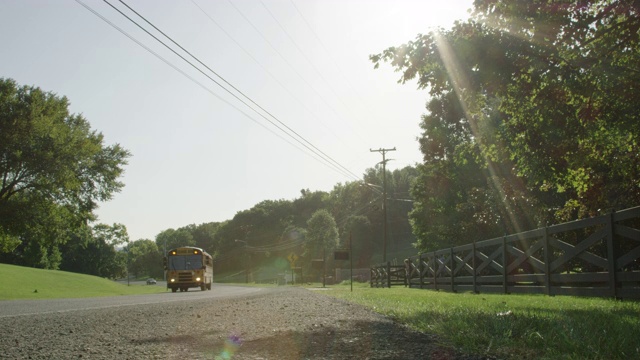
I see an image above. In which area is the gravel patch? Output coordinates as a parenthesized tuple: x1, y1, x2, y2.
(0, 287, 489, 359)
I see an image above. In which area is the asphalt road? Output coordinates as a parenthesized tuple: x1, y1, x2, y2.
(0, 284, 263, 318)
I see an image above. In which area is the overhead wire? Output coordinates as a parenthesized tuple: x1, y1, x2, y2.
(258, 0, 366, 146)
(75, 0, 341, 175)
(72, 0, 307, 155)
(288, 0, 385, 168)
(74, 0, 415, 264)
(76, 0, 361, 181)
(106, 0, 362, 181)
(223, 0, 368, 173)
(288, 0, 367, 109)
(188, 0, 361, 162)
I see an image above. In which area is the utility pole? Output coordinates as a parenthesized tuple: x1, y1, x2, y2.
(370, 147, 396, 263)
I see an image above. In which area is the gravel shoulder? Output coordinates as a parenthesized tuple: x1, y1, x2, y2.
(1, 287, 484, 359)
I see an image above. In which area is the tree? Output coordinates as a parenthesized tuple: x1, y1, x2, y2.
(0, 78, 130, 267)
(127, 239, 162, 278)
(371, 0, 640, 251)
(59, 223, 128, 279)
(188, 222, 222, 255)
(360, 166, 419, 260)
(341, 215, 372, 267)
(155, 228, 195, 253)
(293, 190, 329, 228)
(202, 175, 414, 276)
(304, 209, 339, 260)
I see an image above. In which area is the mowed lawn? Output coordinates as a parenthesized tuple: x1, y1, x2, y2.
(0, 263, 166, 300)
(323, 283, 640, 360)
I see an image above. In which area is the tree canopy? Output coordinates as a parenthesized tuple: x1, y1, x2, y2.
(371, 0, 640, 251)
(0, 78, 130, 268)
(304, 209, 339, 258)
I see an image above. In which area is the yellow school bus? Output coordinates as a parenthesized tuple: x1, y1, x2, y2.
(165, 246, 213, 292)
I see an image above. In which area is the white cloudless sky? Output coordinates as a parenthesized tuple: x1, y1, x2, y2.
(0, 0, 473, 241)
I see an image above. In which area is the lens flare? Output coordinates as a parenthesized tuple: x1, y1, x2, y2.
(214, 334, 242, 360)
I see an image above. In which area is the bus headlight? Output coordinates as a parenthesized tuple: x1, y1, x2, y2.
(196, 277, 201, 282)
(170, 278, 175, 282)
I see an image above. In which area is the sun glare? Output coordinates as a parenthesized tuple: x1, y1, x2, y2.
(433, 31, 525, 234)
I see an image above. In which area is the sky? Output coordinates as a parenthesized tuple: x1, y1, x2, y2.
(0, 0, 473, 241)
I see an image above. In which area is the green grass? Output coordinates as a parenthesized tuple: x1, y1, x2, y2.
(0, 263, 166, 300)
(321, 283, 640, 360)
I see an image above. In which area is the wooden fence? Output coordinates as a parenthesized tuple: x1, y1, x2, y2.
(370, 263, 406, 288)
(371, 206, 640, 298)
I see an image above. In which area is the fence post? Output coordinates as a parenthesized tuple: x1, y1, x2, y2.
(502, 234, 508, 294)
(386, 261, 391, 288)
(370, 267, 374, 288)
(472, 240, 477, 294)
(433, 251, 438, 290)
(544, 224, 552, 296)
(419, 254, 424, 289)
(606, 211, 618, 298)
(450, 247, 455, 292)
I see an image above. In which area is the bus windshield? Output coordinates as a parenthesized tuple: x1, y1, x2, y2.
(168, 255, 203, 270)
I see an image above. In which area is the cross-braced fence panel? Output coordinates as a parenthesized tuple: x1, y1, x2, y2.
(372, 206, 640, 298)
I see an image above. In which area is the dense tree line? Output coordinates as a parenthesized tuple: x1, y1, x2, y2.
(370, 0, 640, 251)
(115, 166, 417, 280)
(205, 166, 418, 280)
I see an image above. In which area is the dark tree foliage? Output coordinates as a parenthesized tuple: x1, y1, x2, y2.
(0, 78, 130, 268)
(126, 239, 163, 279)
(341, 215, 372, 268)
(59, 223, 128, 279)
(361, 166, 419, 261)
(207, 169, 419, 276)
(211, 199, 299, 275)
(371, 0, 640, 252)
(188, 222, 222, 254)
(303, 209, 339, 276)
(155, 228, 195, 253)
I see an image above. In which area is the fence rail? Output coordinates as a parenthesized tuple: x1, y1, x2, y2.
(371, 206, 640, 298)
(370, 263, 406, 288)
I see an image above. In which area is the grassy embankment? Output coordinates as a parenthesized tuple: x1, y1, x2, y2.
(0, 263, 166, 300)
(321, 282, 640, 360)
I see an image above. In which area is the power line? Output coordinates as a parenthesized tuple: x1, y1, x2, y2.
(288, 0, 374, 168)
(258, 0, 364, 139)
(189, 0, 360, 160)
(223, 0, 367, 169)
(288, 0, 367, 108)
(74, 0, 341, 175)
(96, 0, 362, 181)
(227, 0, 376, 179)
